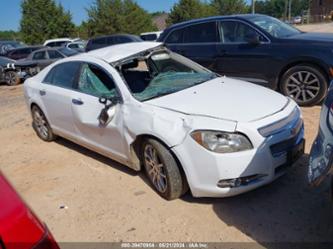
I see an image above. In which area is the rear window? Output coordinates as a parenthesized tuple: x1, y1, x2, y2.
(68, 43, 79, 49)
(44, 62, 81, 88)
(166, 29, 184, 44)
(92, 37, 107, 45)
(47, 41, 68, 47)
(114, 36, 132, 44)
(48, 50, 64, 59)
(58, 47, 78, 57)
(33, 51, 47, 60)
(141, 34, 157, 41)
(183, 22, 218, 43)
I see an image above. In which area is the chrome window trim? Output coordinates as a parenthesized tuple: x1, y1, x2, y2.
(164, 18, 271, 45)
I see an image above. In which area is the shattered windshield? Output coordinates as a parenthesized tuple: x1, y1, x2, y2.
(117, 50, 217, 101)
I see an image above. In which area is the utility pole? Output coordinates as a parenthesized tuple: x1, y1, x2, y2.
(308, 0, 311, 24)
(252, 0, 255, 14)
(288, 0, 292, 21)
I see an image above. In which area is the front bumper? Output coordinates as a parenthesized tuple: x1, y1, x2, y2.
(172, 106, 305, 198)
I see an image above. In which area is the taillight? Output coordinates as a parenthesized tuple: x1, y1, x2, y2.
(32, 227, 59, 249)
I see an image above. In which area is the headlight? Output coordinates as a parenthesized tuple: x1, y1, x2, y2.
(191, 130, 253, 153)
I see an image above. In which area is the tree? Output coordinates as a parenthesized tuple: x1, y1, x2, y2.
(121, 0, 157, 34)
(166, 0, 213, 26)
(0, 31, 21, 41)
(210, 0, 249, 15)
(255, 0, 308, 18)
(85, 0, 156, 37)
(20, 0, 75, 44)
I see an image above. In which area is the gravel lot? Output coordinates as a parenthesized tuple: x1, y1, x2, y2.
(1, 23, 333, 245)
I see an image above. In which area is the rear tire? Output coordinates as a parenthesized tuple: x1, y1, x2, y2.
(280, 65, 327, 106)
(31, 106, 56, 142)
(141, 138, 184, 200)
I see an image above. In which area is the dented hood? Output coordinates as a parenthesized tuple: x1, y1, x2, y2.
(146, 77, 288, 122)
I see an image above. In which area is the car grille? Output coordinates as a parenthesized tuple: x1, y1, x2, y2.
(258, 107, 301, 137)
(270, 118, 304, 156)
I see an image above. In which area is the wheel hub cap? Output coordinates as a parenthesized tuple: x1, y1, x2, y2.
(33, 110, 48, 138)
(144, 144, 167, 193)
(286, 71, 320, 103)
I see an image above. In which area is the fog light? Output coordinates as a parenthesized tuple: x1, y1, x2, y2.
(217, 179, 242, 188)
(217, 174, 267, 188)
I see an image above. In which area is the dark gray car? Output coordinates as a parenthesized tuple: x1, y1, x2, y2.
(85, 34, 142, 52)
(22, 47, 79, 70)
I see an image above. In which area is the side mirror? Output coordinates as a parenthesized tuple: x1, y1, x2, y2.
(245, 33, 261, 45)
(98, 96, 120, 126)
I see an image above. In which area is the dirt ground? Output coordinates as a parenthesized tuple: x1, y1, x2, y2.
(1, 23, 333, 245)
(298, 22, 333, 32)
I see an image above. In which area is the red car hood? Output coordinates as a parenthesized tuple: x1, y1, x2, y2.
(0, 173, 45, 244)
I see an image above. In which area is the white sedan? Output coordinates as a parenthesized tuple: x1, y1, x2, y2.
(24, 42, 305, 200)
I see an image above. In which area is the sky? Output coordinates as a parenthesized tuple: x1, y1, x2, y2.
(0, 0, 180, 31)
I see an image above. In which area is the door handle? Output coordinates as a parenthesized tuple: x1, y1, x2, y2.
(72, 98, 84, 105)
(39, 89, 46, 96)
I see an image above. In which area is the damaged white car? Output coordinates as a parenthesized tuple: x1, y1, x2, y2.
(24, 42, 305, 200)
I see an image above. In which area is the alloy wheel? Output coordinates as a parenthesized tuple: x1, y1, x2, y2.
(5, 71, 18, 86)
(33, 108, 49, 140)
(144, 144, 168, 193)
(285, 71, 320, 104)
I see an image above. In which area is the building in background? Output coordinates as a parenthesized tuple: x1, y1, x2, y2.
(153, 13, 168, 30)
(310, 0, 333, 22)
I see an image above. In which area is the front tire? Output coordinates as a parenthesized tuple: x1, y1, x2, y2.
(142, 138, 184, 200)
(280, 65, 327, 106)
(31, 106, 56, 142)
(5, 71, 20, 86)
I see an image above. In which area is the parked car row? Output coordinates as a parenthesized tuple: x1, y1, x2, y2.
(0, 48, 78, 86)
(4, 14, 333, 106)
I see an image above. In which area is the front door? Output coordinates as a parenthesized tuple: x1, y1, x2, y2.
(70, 62, 127, 162)
(215, 20, 273, 86)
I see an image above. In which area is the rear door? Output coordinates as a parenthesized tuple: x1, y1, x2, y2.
(215, 20, 273, 86)
(164, 21, 219, 70)
(40, 62, 81, 138)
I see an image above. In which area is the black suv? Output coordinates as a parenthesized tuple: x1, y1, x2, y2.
(158, 14, 333, 106)
(86, 34, 142, 52)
